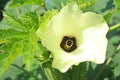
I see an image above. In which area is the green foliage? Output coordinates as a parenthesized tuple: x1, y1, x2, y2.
(86, 0, 112, 13)
(0, 6, 41, 76)
(4, 0, 44, 17)
(114, 64, 120, 77)
(0, 0, 120, 80)
(21, 28, 39, 70)
(114, 0, 120, 13)
(6, 0, 44, 8)
(0, 0, 53, 78)
(67, 0, 97, 10)
(104, 11, 113, 24)
(107, 36, 120, 58)
(0, 29, 28, 40)
(45, 0, 66, 10)
(0, 0, 59, 78)
(0, 42, 23, 76)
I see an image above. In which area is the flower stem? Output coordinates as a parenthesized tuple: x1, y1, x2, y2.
(70, 62, 86, 80)
(41, 61, 56, 80)
(42, 62, 71, 80)
(42, 61, 87, 80)
(53, 69, 70, 80)
(109, 23, 120, 31)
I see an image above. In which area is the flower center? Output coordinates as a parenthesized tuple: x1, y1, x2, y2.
(66, 39, 73, 47)
(60, 36, 77, 52)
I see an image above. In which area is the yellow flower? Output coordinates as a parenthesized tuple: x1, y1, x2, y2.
(36, 3, 109, 73)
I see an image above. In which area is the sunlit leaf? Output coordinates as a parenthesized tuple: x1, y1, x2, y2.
(0, 29, 28, 41)
(0, 42, 23, 76)
(3, 11, 28, 30)
(6, 0, 44, 8)
(67, 0, 97, 10)
(114, 0, 120, 13)
(0, 10, 41, 75)
(22, 28, 39, 70)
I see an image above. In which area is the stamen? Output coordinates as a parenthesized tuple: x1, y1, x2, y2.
(66, 39, 73, 48)
(60, 36, 77, 52)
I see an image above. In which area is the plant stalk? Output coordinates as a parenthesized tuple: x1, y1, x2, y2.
(42, 62, 86, 80)
(109, 23, 120, 31)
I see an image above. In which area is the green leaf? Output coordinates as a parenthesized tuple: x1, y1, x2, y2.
(3, 11, 28, 31)
(0, 29, 28, 41)
(0, 9, 41, 75)
(86, 0, 110, 13)
(0, 42, 23, 76)
(4, 0, 44, 17)
(104, 11, 113, 24)
(114, 0, 120, 13)
(6, 5, 41, 17)
(67, 0, 97, 10)
(113, 51, 120, 64)
(107, 36, 120, 58)
(78, 0, 97, 10)
(2, 11, 40, 31)
(22, 28, 39, 70)
(113, 64, 120, 77)
(6, 0, 44, 8)
(19, 12, 39, 30)
(110, 13, 120, 25)
(0, 21, 12, 30)
(45, 0, 66, 10)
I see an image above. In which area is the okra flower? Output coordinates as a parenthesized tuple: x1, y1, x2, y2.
(36, 3, 109, 73)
